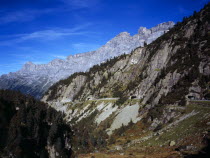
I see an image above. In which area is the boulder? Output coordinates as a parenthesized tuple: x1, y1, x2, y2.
(169, 141, 176, 146)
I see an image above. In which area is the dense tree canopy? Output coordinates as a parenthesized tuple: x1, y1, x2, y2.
(0, 89, 72, 158)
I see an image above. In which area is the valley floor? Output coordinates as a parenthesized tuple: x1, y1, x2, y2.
(78, 148, 181, 158)
(77, 101, 210, 158)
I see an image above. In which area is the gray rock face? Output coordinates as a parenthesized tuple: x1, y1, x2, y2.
(0, 22, 174, 98)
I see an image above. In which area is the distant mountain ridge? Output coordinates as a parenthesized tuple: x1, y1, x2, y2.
(0, 21, 174, 98)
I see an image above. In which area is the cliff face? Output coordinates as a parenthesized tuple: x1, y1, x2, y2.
(42, 4, 210, 157)
(0, 22, 174, 99)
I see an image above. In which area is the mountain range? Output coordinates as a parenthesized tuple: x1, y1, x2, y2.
(0, 21, 174, 99)
(42, 3, 210, 157)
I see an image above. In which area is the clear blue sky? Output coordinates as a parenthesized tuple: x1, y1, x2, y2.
(0, 0, 209, 75)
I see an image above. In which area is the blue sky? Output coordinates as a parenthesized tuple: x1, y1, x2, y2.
(0, 0, 209, 75)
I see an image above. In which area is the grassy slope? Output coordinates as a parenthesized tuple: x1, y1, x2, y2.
(77, 101, 210, 158)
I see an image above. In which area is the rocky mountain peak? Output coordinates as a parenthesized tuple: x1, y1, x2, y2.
(138, 27, 151, 36)
(49, 59, 65, 66)
(22, 61, 36, 71)
(151, 21, 175, 32)
(138, 21, 175, 36)
(116, 32, 131, 37)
